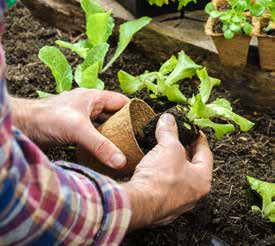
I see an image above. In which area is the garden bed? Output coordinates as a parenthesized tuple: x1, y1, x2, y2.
(4, 2, 275, 245)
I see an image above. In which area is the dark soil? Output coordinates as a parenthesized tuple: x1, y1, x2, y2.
(139, 106, 199, 153)
(4, 2, 275, 246)
(261, 20, 275, 36)
(217, 3, 231, 12)
(213, 19, 223, 34)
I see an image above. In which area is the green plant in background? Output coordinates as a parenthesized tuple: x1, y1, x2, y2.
(205, 0, 253, 39)
(37, 0, 151, 97)
(250, 0, 275, 31)
(5, 0, 16, 8)
(247, 176, 275, 223)
(119, 51, 254, 138)
(148, 0, 197, 11)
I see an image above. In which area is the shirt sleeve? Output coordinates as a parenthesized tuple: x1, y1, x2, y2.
(0, 4, 131, 245)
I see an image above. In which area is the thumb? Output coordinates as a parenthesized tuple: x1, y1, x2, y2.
(156, 113, 179, 146)
(77, 121, 127, 169)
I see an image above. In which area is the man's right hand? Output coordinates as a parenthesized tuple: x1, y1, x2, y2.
(122, 113, 213, 231)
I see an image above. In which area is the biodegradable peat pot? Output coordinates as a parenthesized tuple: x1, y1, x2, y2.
(205, 17, 253, 67)
(117, 0, 210, 17)
(77, 98, 156, 178)
(212, 0, 230, 11)
(257, 16, 275, 71)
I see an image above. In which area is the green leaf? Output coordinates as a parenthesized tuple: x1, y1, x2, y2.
(232, 15, 242, 23)
(148, 0, 169, 7)
(187, 94, 212, 121)
(82, 43, 109, 72)
(37, 90, 54, 98)
(210, 11, 222, 18)
(79, 62, 103, 89)
(74, 64, 83, 86)
(165, 85, 187, 104)
(250, 3, 266, 16)
(75, 62, 104, 90)
(103, 17, 152, 72)
(86, 11, 114, 46)
(139, 72, 162, 95)
(197, 68, 221, 103)
(247, 176, 275, 222)
(207, 98, 255, 131)
(188, 95, 254, 132)
(220, 14, 231, 21)
(144, 81, 159, 95)
(205, 2, 215, 14)
(243, 22, 253, 35)
(224, 29, 235, 39)
(165, 51, 202, 86)
(159, 55, 178, 75)
(235, 0, 248, 14)
(38, 46, 73, 93)
(80, 0, 105, 15)
(230, 23, 242, 32)
(118, 70, 145, 94)
(194, 118, 235, 138)
(55, 40, 92, 59)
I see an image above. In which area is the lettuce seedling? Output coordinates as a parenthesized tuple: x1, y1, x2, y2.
(119, 51, 202, 104)
(38, 0, 151, 96)
(247, 176, 275, 223)
(119, 51, 254, 139)
(205, 0, 253, 40)
(148, 0, 197, 10)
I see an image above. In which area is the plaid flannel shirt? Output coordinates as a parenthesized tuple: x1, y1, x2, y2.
(0, 1, 131, 245)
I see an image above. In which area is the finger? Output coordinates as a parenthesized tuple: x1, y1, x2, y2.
(190, 132, 213, 174)
(77, 122, 127, 169)
(155, 113, 179, 146)
(151, 215, 178, 227)
(98, 90, 130, 112)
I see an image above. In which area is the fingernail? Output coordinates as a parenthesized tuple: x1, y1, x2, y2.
(110, 152, 127, 168)
(160, 113, 175, 126)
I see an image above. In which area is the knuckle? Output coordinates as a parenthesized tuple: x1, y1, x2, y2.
(94, 137, 110, 156)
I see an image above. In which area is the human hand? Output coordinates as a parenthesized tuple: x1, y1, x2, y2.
(11, 88, 129, 168)
(122, 113, 213, 230)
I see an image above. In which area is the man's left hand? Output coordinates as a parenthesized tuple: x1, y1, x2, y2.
(11, 88, 129, 169)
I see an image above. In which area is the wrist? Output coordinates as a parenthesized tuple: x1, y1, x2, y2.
(10, 97, 46, 142)
(121, 181, 160, 231)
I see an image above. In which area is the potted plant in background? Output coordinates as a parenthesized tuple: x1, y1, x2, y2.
(205, 0, 258, 67)
(117, 0, 210, 17)
(250, 0, 275, 70)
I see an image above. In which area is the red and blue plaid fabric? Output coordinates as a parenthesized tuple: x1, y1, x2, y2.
(0, 1, 131, 245)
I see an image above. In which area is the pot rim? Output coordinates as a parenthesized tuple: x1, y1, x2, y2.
(127, 98, 156, 155)
(255, 14, 275, 39)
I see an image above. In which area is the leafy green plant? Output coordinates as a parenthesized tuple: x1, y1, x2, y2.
(205, 0, 253, 39)
(119, 51, 254, 138)
(38, 0, 151, 97)
(247, 176, 275, 223)
(148, 0, 197, 11)
(250, 0, 275, 31)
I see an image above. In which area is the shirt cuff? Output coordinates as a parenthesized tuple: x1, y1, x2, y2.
(55, 161, 131, 245)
